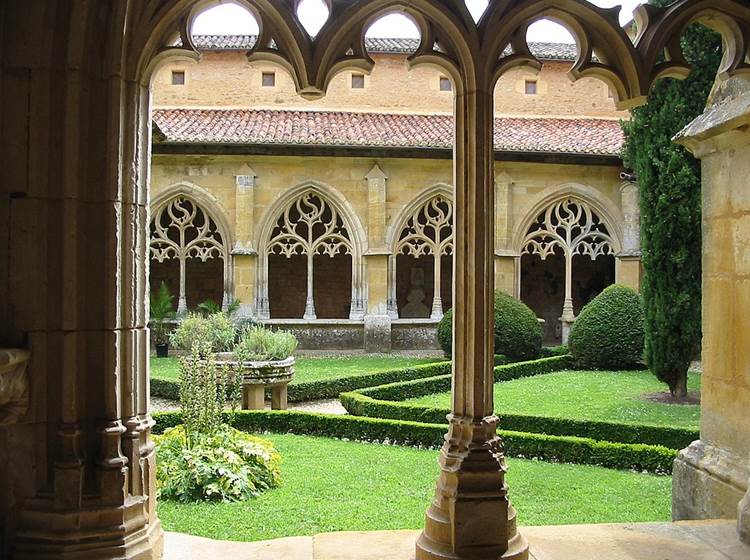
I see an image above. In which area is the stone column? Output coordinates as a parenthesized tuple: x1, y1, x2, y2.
(494, 171, 517, 296)
(2, 4, 162, 557)
(615, 180, 642, 292)
(671, 79, 750, 543)
(364, 165, 392, 352)
(233, 166, 258, 318)
(416, 81, 528, 560)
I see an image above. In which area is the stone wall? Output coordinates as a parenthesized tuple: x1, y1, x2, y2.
(672, 81, 750, 538)
(153, 51, 627, 119)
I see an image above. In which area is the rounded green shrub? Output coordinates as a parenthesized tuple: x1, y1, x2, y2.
(437, 291, 543, 361)
(155, 424, 281, 502)
(568, 284, 645, 370)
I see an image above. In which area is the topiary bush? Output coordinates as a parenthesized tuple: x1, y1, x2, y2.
(437, 291, 542, 361)
(568, 285, 645, 370)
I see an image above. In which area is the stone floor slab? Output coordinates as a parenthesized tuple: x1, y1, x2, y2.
(164, 531, 313, 560)
(163, 520, 750, 560)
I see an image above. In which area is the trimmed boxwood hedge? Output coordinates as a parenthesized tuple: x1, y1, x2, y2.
(359, 355, 573, 401)
(152, 410, 677, 473)
(340, 392, 697, 450)
(151, 355, 508, 403)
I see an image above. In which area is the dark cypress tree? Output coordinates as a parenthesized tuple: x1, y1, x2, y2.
(621, 4, 721, 398)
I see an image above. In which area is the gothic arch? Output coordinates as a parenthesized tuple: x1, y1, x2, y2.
(149, 182, 234, 313)
(387, 184, 454, 319)
(255, 181, 366, 320)
(515, 187, 621, 344)
(512, 183, 625, 255)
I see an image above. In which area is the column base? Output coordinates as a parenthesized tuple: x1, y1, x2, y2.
(673, 440, 749, 523)
(14, 496, 163, 560)
(416, 508, 528, 560)
(416, 416, 529, 560)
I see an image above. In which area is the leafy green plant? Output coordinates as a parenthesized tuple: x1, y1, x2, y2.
(622, 5, 720, 397)
(170, 312, 236, 355)
(178, 342, 226, 442)
(568, 285, 645, 370)
(156, 424, 281, 502)
(150, 281, 175, 345)
(438, 291, 542, 361)
(234, 325, 298, 362)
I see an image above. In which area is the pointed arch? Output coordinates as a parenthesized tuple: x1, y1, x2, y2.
(149, 181, 234, 313)
(256, 181, 366, 320)
(387, 184, 454, 320)
(512, 183, 624, 255)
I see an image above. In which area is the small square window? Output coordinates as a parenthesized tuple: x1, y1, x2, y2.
(262, 72, 276, 87)
(171, 70, 185, 85)
(351, 73, 365, 89)
(525, 80, 538, 95)
(439, 76, 452, 92)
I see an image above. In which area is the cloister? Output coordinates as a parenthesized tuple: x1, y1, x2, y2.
(1, 1, 750, 559)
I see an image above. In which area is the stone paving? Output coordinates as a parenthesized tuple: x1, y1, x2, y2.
(164, 520, 750, 560)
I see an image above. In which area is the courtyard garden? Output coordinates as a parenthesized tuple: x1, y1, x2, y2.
(150, 285, 701, 543)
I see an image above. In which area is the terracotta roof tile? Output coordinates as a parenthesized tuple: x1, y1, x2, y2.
(189, 35, 580, 60)
(152, 108, 623, 156)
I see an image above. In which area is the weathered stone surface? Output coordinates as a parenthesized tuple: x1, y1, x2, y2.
(0, 349, 29, 425)
(364, 315, 392, 353)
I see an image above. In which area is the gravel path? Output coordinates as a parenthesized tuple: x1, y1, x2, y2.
(151, 397, 347, 415)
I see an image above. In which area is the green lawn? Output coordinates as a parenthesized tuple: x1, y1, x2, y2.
(407, 370, 701, 429)
(151, 356, 442, 385)
(157, 433, 671, 542)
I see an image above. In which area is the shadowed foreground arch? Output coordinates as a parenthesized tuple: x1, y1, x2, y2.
(2, 1, 750, 559)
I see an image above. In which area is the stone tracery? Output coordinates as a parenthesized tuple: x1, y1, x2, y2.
(393, 194, 454, 319)
(522, 197, 615, 342)
(150, 196, 229, 313)
(260, 190, 362, 320)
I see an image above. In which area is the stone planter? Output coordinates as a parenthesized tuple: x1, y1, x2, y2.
(213, 354, 295, 410)
(155, 343, 169, 358)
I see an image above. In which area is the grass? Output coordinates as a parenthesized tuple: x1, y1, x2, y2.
(157, 432, 672, 542)
(406, 370, 701, 429)
(151, 355, 442, 386)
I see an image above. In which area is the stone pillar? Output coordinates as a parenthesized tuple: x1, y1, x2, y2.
(1, 4, 162, 557)
(364, 165, 392, 352)
(615, 180, 642, 292)
(416, 81, 528, 560)
(233, 166, 258, 318)
(494, 171, 517, 296)
(671, 79, 750, 543)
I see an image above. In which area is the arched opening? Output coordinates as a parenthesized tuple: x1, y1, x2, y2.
(391, 193, 454, 320)
(149, 195, 230, 313)
(520, 196, 616, 344)
(263, 190, 356, 320)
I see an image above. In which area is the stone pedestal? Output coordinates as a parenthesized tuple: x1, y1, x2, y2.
(672, 80, 750, 538)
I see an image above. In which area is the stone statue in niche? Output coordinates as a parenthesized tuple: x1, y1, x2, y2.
(0, 349, 30, 425)
(401, 267, 430, 318)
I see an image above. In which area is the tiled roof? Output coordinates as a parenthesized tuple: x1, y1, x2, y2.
(152, 108, 623, 157)
(190, 35, 579, 60)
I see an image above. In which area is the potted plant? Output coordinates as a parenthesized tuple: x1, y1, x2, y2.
(150, 281, 175, 358)
(214, 325, 298, 410)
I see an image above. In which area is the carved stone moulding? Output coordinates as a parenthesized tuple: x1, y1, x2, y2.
(0, 348, 30, 425)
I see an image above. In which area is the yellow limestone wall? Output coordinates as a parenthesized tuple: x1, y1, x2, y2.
(151, 154, 632, 317)
(152, 51, 627, 119)
(672, 86, 750, 536)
